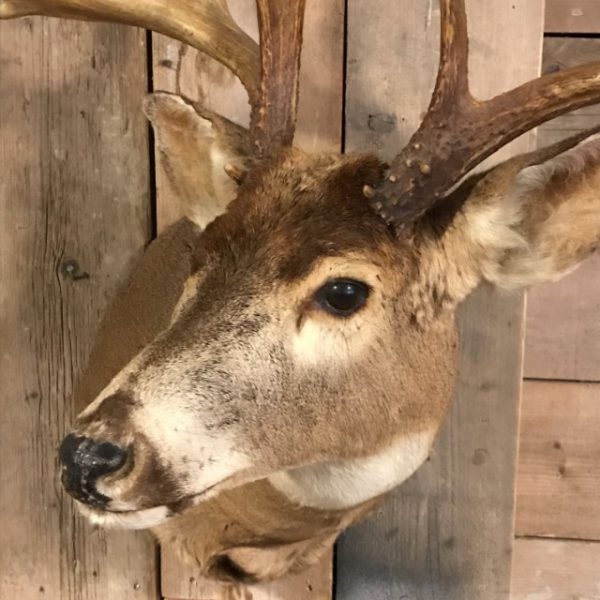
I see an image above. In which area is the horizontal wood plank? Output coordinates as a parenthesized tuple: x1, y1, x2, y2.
(524, 38, 600, 382)
(515, 381, 600, 540)
(511, 538, 600, 599)
(545, 0, 600, 33)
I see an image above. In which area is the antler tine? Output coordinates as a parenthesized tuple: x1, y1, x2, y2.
(369, 0, 600, 228)
(0, 0, 260, 105)
(429, 0, 470, 113)
(250, 0, 307, 156)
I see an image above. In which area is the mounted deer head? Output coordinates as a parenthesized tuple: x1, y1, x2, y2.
(3, 0, 600, 584)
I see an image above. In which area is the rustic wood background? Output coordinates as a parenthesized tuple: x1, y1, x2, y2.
(0, 1, 598, 599)
(0, 17, 158, 600)
(512, 29, 600, 600)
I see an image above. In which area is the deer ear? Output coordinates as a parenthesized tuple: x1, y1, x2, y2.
(413, 137, 600, 322)
(143, 93, 250, 229)
(467, 137, 600, 290)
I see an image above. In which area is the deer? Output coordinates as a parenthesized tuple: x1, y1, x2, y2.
(2, 0, 600, 584)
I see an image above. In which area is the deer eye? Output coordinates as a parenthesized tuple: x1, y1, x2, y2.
(315, 279, 370, 317)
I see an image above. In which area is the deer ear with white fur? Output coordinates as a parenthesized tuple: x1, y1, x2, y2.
(414, 135, 600, 320)
(475, 136, 600, 289)
(143, 93, 251, 229)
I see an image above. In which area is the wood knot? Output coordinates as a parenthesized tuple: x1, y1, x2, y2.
(61, 259, 89, 282)
(367, 112, 396, 133)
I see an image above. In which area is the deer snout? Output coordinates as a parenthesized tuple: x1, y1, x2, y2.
(59, 433, 130, 507)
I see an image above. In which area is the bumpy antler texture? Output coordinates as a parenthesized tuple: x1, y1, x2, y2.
(367, 0, 600, 228)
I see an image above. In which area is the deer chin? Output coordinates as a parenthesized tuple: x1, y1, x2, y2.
(77, 502, 174, 529)
(75, 470, 252, 530)
(75, 488, 216, 530)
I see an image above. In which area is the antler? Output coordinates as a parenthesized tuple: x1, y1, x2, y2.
(367, 0, 600, 228)
(0, 0, 260, 104)
(0, 0, 306, 155)
(251, 0, 306, 155)
(0, 0, 260, 106)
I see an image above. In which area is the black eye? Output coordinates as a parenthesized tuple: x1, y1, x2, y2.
(315, 278, 370, 317)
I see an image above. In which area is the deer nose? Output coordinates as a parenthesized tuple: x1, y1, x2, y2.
(59, 434, 128, 507)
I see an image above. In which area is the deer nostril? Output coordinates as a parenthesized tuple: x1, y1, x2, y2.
(59, 434, 129, 506)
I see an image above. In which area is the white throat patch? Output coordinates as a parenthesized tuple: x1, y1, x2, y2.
(268, 428, 436, 510)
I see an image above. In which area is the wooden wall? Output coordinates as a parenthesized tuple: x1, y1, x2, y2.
(1, 1, 599, 599)
(0, 17, 158, 600)
(510, 8, 600, 596)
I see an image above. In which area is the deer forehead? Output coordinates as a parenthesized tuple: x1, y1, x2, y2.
(176, 154, 406, 298)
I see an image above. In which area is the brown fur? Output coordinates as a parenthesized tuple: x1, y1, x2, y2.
(68, 96, 600, 582)
(74, 214, 384, 581)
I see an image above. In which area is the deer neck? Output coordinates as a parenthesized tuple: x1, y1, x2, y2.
(268, 429, 436, 510)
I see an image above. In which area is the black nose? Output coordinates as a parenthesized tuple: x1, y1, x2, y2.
(59, 434, 128, 507)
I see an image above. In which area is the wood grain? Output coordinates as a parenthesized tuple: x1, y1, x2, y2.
(153, 1, 344, 598)
(545, 0, 600, 34)
(515, 381, 600, 540)
(336, 2, 543, 598)
(162, 550, 332, 600)
(510, 537, 600, 599)
(524, 38, 600, 382)
(0, 16, 157, 600)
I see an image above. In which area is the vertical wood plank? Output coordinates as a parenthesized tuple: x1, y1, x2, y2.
(0, 17, 158, 600)
(151, 0, 256, 229)
(337, 2, 543, 598)
(153, 2, 344, 598)
(152, 0, 344, 228)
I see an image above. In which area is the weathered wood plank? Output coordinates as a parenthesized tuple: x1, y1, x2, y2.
(545, 0, 600, 34)
(515, 381, 600, 540)
(0, 17, 157, 600)
(161, 550, 332, 600)
(336, 2, 543, 598)
(525, 253, 600, 382)
(510, 538, 600, 599)
(154, 1, 344, 598)
(524, 38, 600, 382)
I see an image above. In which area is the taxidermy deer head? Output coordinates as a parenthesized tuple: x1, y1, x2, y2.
(3, 0, 600, 583)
